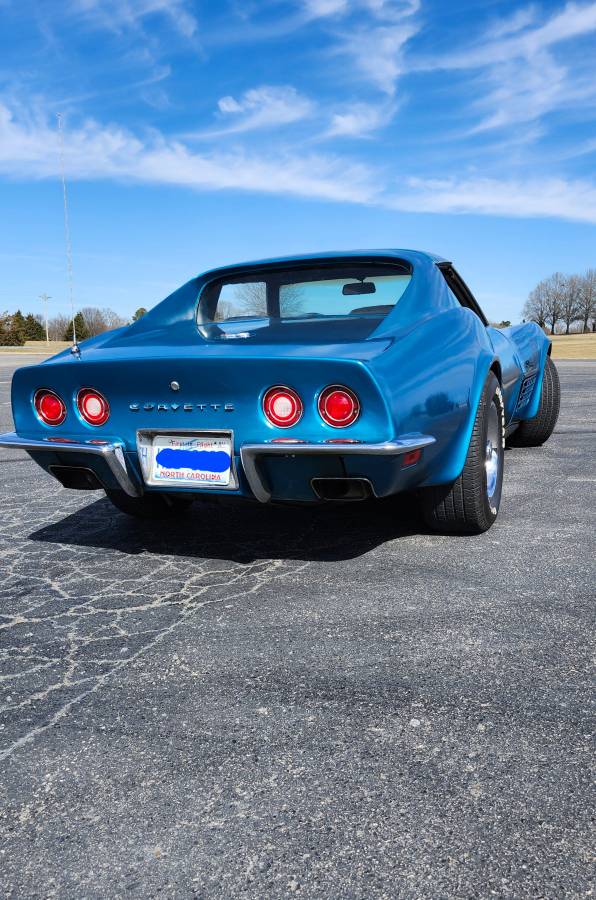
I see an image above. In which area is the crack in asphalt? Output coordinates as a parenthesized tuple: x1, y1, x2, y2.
(0, 557, 306, 762)
(0, 483, 312, 761)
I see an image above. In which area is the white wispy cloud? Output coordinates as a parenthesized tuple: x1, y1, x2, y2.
(324, 100, 396, 137)
(392, 175, 596, 224)
(417, 1, 596, 132)
(422, 1, 596, 71)
(194, 85, 315, 137)
(70, 0, 198, 38)
(299, 0, 421, 94)
(336, 21, 419, 95)
(362, 0, 420, 20)
(486, 5, 537, 40)
(302, 0, 419, 20)
(555, 136, 596, 159)
(0, 103, 377, 205)
(302, 0, 349, 17)
(2, 102, 596, 223)
(189, 87, 391, 142)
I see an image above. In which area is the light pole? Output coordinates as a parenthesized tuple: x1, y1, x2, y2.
(38, 293, 51, 345)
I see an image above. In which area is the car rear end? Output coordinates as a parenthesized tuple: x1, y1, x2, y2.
(2, 256, 436, 505)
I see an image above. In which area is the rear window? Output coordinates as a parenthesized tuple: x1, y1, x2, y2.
(197, 263, 412, 341)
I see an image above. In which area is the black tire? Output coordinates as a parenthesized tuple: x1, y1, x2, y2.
(508, 356, 560, 447)
(421, 372, 504, 535)
(105, 490, 194, 519)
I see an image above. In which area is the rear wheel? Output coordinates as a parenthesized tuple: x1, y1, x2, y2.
(421, 372, 504, 535)
(105, 490, 194, 519)
(508, 356, 560, 447)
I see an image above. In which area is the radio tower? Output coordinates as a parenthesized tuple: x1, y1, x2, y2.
(57, 113, 78, 354)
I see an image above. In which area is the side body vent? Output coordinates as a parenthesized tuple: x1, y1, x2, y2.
(515, 373, 537, 413)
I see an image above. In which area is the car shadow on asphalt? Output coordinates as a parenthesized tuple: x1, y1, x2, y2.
(29, 493, 429, 563)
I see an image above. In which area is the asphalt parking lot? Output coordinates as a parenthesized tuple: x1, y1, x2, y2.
(0, 353, 594, 898)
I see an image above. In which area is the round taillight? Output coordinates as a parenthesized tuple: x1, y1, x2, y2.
(77, 388, 110, 426)
(263, 386, 303, 428)
(34, 390, 66, 426)
(318, 385, 360, 427)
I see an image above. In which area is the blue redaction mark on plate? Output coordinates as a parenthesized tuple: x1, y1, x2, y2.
(156, 448, 230, 473)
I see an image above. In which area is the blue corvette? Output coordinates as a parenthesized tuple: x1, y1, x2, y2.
(0, 250, 560, 534)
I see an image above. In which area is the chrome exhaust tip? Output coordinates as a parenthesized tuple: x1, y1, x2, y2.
(311, 477, 374, 501)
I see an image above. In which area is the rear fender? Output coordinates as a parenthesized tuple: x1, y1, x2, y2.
(369, 307, 498, 487)
(503, 323, 551, 420)
(422, 352, 497, 486)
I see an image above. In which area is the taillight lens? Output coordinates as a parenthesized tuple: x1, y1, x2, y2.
(34, 390, 66, 426)
(263, 386, 303, 428)
(77, 388, 110, 426)
(318, 386, 360, 427)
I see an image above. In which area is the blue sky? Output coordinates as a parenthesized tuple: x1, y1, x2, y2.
(0, 0, 595, 323)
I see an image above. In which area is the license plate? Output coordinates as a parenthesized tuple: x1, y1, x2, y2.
(138, 433, 233, 488)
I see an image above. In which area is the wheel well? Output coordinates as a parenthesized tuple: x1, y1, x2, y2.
(490, 360, 502, 384)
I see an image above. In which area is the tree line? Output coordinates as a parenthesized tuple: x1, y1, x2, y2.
(523, 270, 596, 334)
(0, 306, 147, 346)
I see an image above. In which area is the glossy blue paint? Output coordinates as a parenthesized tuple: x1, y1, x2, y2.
(5, 249, 551, 503)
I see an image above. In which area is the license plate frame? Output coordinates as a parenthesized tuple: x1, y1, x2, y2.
(136, 429, 238, 490)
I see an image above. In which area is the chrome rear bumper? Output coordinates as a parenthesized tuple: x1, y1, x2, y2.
(0, 432, 141, 497)
(239, 435, 435, 503)
(0, 431, 435, 504)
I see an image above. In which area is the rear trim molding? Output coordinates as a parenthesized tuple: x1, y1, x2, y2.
(240, 435, 435, 503)
(0, 432, 141, 497)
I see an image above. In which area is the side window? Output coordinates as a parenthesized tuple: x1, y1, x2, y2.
(441, 273, 461, 309)
(438, 265, 488, 325)
(215, 281, 267, 320)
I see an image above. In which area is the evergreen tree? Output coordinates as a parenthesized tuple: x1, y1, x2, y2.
(0, 329, 25, 346)
(64, 312, 90, 342)
(11, 309, 26, 340)
(0, 312, 25, 346)
(24, 313, 45, 340)
(132, 307, 147, 321)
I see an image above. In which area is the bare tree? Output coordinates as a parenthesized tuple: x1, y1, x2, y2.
(79, 307, 128, 336)
(278, 284, 306, 317)
(48, 314, 70, 341)
(215, 282, 306, 320)
(234, 282, 268, 317)
(561, 274, 582, 334)
(213, 299, 235, 322)
(102, 308, 128, 330)
(523, 281, 549, 329)
(578, 269, 596, 333)
(80, 307, 107, 337)
(543, 272, 566, 334)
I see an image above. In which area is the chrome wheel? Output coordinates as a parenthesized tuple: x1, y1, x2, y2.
(485, 400, 501, 505)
